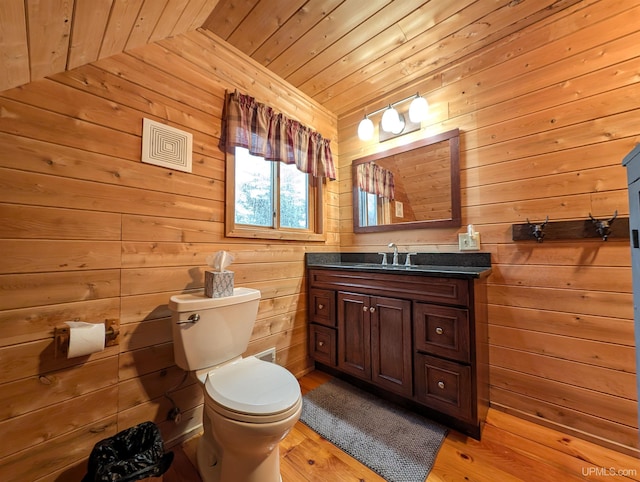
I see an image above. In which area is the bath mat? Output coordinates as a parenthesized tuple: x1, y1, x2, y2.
(300, 378, 447, 482)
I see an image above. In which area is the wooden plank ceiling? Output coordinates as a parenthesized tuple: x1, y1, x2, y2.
(1, 0, 582, 118)
(0, 0, 221, 93)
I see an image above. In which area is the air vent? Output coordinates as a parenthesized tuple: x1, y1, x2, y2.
(141, 118, 193, 172)
(254, 347, 276, 364)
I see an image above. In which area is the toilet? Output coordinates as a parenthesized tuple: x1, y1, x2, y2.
(168, 287, 302, 482)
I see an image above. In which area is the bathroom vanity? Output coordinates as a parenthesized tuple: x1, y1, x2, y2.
(306, 252, 491, 439)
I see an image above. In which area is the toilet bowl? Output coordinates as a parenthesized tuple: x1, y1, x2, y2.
(169, 288, 302, 482)
(197, 357, 302, 482)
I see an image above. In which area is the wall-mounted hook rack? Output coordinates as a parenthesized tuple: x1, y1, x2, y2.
(512, 214, 629, 242)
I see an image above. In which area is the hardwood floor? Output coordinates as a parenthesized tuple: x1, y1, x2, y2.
(157, 370, 640, 481)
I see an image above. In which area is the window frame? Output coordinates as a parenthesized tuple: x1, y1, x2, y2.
(225, 146, 325, 241)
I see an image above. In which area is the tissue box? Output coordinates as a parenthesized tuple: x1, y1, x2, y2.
(205, 270, 234, 298)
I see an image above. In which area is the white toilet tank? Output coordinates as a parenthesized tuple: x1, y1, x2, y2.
(168, 287, 261, 371)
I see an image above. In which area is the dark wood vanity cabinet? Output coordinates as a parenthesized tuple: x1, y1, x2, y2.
(307, 267, 489, 439)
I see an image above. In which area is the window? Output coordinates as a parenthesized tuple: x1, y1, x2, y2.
(358, 189, 390, 227)
(226, 147, 324, 241)
(358, 190, 378, 227)
(221, 91, 334, 241)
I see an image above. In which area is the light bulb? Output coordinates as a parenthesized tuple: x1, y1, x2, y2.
(390, 114, 405, 134)
(409, 95, 429, 123)
(381, 106, 400, 133)
(357, 117, 374, 141)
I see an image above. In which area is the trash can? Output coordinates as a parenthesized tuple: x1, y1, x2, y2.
(82, 421, 174, 482)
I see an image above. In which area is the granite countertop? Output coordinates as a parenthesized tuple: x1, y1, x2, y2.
(306, 252, 492, 279)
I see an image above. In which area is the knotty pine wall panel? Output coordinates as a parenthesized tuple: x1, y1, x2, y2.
(0, 31, 338, 481)
(338, 0, 638, 455)
(1, 299, 120, 348)
(0, 386, 117, 459)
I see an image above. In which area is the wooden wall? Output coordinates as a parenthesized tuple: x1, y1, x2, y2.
(0, 30, 338, 481)
(338, 0, 638, 456)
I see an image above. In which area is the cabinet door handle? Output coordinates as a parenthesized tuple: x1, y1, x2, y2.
(318, 341, 325, 347)
(437, 381, 445, 389)
(435, 327, 444, 335)
(369, 307, 375, 313)
(318, 303, 324, 310)
(363, 306, 369, 312)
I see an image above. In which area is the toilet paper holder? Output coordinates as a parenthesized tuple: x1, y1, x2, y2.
(54, 320, 120, 358)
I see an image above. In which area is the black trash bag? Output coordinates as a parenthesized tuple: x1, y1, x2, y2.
(82, 421, 174, 482)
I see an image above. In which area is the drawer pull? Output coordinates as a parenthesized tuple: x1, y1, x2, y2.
(437, 381, 445, 389)
(318, 304, 324, 310)
(435, 327, 444, 335)
(318, 341, 325, 347)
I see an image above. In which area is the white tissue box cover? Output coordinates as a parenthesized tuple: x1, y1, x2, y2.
(205, 270, 234, 298)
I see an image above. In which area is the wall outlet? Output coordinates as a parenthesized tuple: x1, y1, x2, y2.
(459, 233, 481, 251)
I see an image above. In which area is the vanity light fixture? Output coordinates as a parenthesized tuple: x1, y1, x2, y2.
(357, 93, 430, 141)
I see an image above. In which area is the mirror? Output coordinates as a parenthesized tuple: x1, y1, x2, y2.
(352, 128, 461, 233)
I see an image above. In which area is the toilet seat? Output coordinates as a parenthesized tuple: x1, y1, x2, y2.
(204, 356, 301, 423)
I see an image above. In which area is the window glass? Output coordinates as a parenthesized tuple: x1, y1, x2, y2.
(228, 147, 321, 240)
(280, 162, 309, 229)
(359, 190, 378, 227)
(234, 148, 273, 227)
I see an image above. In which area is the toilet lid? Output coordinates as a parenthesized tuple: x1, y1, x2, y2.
(204, 357, 301, 415)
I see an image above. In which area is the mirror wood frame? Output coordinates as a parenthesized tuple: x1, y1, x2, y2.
(352, 128, 461, 233)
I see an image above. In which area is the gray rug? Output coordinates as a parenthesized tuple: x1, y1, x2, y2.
(300, 378, 447, 482)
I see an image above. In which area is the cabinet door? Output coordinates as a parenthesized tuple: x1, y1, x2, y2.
(337, 292, 371, 380)
(371, 296, 413, 396)
(628, 174, 640, 407)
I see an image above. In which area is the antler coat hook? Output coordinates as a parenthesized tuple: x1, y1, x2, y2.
(589, 210, 618, 241)
(526, 216, 549, 243)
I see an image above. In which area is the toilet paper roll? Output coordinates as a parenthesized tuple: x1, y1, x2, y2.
(65, 321, 105, 358)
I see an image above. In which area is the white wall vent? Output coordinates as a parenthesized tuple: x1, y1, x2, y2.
(141, 118, 193, 173)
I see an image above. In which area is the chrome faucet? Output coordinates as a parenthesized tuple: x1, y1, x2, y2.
(388, 243, 399, 265)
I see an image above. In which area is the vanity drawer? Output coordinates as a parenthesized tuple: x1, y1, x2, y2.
(414, 303, 470, 362)
(309, 288, 336, 326)
(414, 354, 472, 422)
(309, 269, 469, 306)
(309, 324, 336, 366)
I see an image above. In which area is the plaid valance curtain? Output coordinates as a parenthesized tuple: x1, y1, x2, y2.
(357, 163, 395, 200)
(221, 90, 336, 180)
